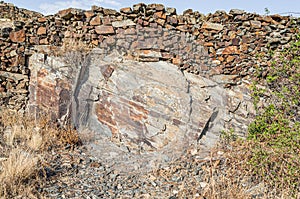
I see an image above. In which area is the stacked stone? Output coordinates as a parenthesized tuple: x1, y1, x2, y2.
(0, 2, 36, 110)
(0, 2, 42, 20)
(0, 1, 299, 110)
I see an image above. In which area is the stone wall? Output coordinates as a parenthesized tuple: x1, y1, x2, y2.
(0, 1, 299, 111)
(1, 1, 300, 159)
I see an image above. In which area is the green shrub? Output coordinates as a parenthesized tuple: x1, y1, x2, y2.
(247, 34, 300, 196)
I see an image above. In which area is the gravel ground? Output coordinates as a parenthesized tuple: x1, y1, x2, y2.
(41, 142, 217, 199)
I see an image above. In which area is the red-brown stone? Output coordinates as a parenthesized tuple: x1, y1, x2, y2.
(9, 29, 25, 43)
(38, 17, 47, 23)
(120, 7, 132, 14)
(37, 26, 47, 35)
(58, 8, 74, 19)
(84, 11, 94, 19)
(172, 58, 182, 65)
(204, 42, 214, 47)
(39, 38, 49, 45)
(90, 16, 101, 26)
(95, 26, 115, 35)
(226, 55, 235, 63)
(154, 11, 166, 19)
(222, 46, 240, 55)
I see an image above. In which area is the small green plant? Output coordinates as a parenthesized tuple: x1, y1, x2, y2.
(264, 8, 270, 15)
(220, 128, 238, 145)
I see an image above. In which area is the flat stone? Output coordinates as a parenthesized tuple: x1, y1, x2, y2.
(120, 7, 132, 14)
(156, 19, 165, 26)
(103, 8, 118, 15)
(95, 25, 115, 35)
(27, 50, 243, 151)
(84, 11, 94, 19)
(37, 17, 47, 23)
(229, 9, 245, 15)
(137, 49, 162, 60)
(27, 47, 256, 174)
(226, 55, 235, 62)
(0, 18, 13, 29)
(153, 11, 166, 19)
(211, 74, 239, 85)
(112, 19, 135, 28)
(29, 36, 39, 44)
(101, 16, 112, 25)
(177, 25, 189, 32)
(202, 22, 223, 31)
(250, 20, 262, 29)
(0, 71, 28, 81)
(39, 38, 48, 45)
(133, 3, 146, 13)
(147, 4, 165, 11)
(58, 8, 75, 19)
(183, 9, 193, 15)
(166, 7, 176, 15)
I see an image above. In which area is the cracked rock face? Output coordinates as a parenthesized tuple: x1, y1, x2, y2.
(77, 50, 225, 152)
(27, 49, 255, 171)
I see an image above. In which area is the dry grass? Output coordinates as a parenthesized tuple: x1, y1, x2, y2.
(0, 148, 39, 197)
(199, 138, 300, 199)
(0, 109, 81, 198)
(0, 108, 298, 198)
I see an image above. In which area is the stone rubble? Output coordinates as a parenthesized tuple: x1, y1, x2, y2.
(41, 141, 266, 199)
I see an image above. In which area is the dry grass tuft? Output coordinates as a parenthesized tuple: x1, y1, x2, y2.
(27, 131, 43, 151)
(0, 148, 39, 196)
(0, 108, 81, 198)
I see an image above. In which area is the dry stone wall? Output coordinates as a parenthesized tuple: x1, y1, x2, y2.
(0, 2, 299, 110)
(0, 2, 299, 111)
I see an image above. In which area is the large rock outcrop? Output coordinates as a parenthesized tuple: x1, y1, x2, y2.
(27, 48, 255, 171)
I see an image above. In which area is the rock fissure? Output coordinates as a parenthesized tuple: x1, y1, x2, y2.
(181, 70, 195, 142)
(71, 54, 91, 129)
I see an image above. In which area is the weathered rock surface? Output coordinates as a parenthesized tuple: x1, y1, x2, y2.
(27, 49, 255, 171)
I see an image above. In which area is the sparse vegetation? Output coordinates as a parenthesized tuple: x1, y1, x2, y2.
(202, 34, 300, 198)
(0, 109, 81, 198)
(246, 33, 300, 196)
